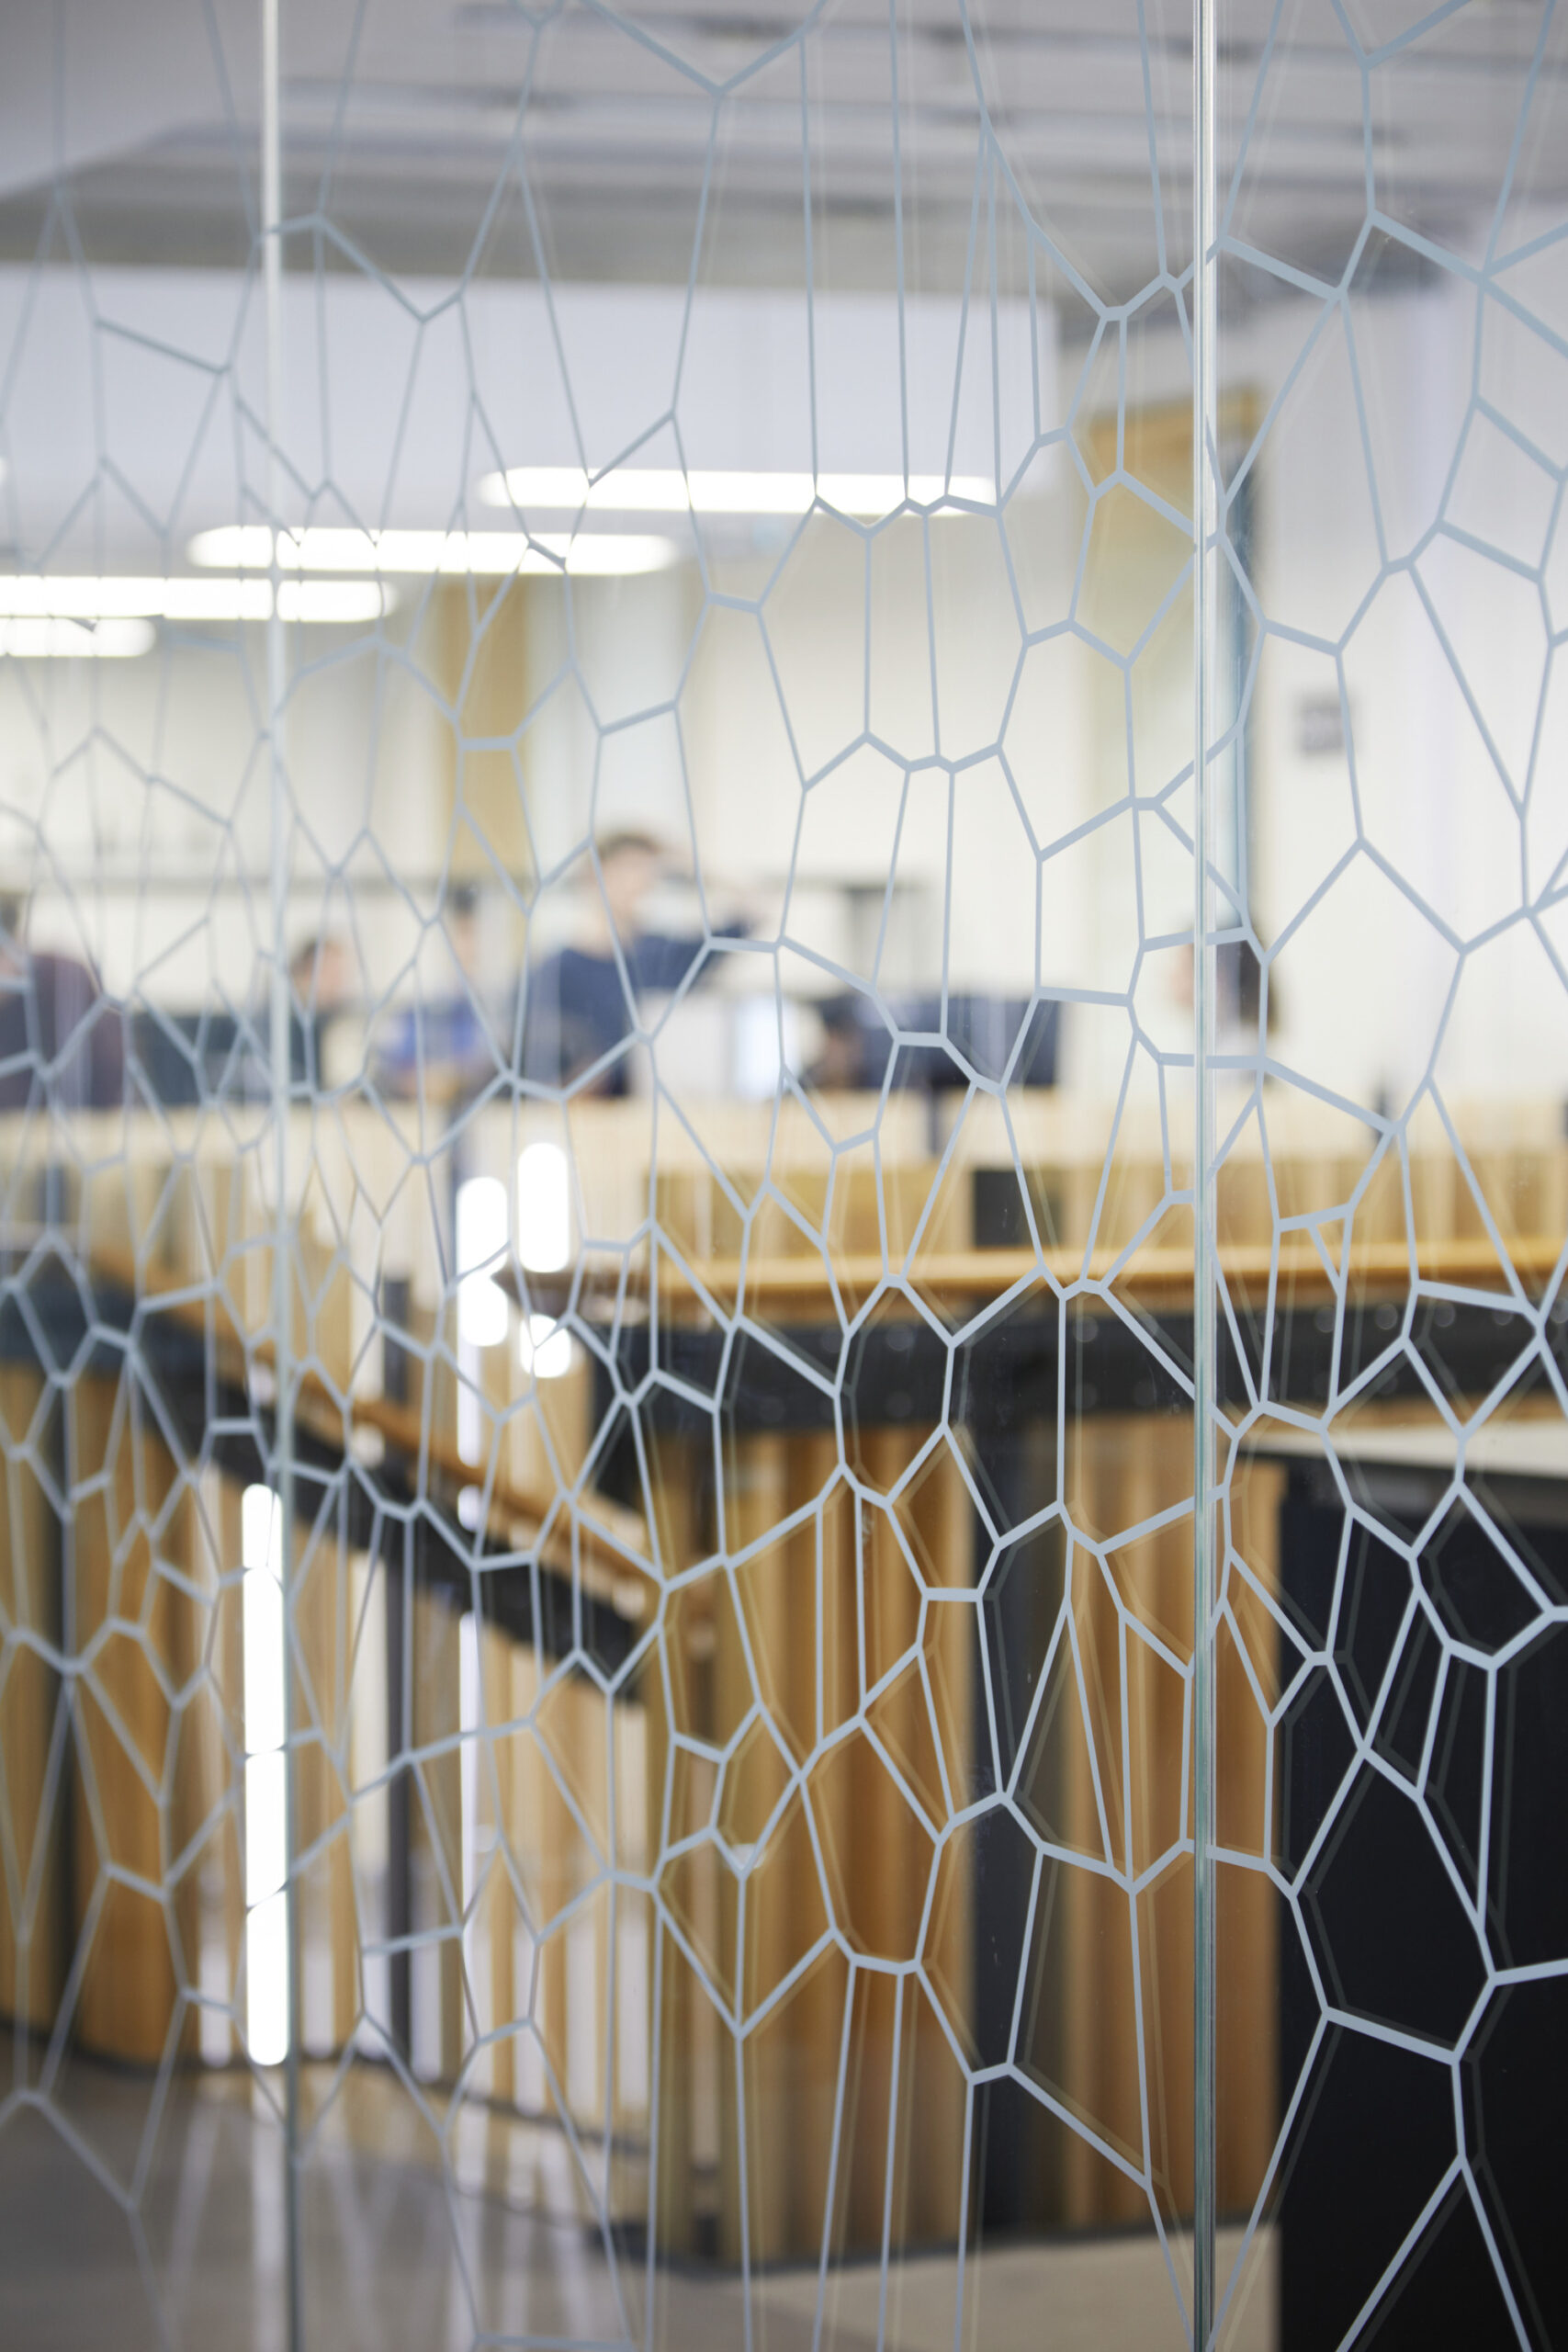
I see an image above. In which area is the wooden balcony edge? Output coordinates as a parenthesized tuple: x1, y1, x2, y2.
(524, 1233, 1564, 1317)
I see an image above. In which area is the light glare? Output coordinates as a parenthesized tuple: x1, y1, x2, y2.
(243, 1484, 281, 1575)
(242, 1566, 285, 1755)
(457, 1176, 509, 1348)
(186, 526, 680, 577)
(520, 1314, 573, 1382)
(516, 1142, 570, 1272)
(242, 1485, 289, 2068)
(244, 1751, 288, 1905)
(245, 1893, 289, 2068)
(479, 466, 995, 518)
(0, 575, 387, 624)
(0, 616, 154, 659)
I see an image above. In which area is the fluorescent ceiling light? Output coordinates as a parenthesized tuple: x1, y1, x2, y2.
(0, 616, 153, 659)
(281, 581, 389, 621)
(188, 526, 679, 577)
(0, 575, 389, 625)
(478, 466, 996, 517)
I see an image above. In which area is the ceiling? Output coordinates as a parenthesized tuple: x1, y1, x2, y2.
(0, 0, 1562, 313)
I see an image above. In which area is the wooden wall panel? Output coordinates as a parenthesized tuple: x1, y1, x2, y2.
(69, 1373, 195, 2064)
(9, 1088, 1564, 2273)
(0, 1368, 63, 2040)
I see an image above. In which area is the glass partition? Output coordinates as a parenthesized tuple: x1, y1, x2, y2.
(1211, 5, 1568, 2346)
(0, 3, 1562, 2347)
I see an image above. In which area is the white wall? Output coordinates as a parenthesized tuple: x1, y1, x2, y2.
(0, 616, 451, 1008)
(1240, 269, 1568, 1113)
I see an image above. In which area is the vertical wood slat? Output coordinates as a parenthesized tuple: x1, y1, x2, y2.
(1216, 1451, 1283, 2220)
(405, 1585, 462, 2082)
(899, 1438, 971, 2250)
(0, 1367, 64, 2041)
(772, 1432, 849, 2265)
(1060, 1418, 1153, 2232)
(69, 1372, 192, 2064)
(290, 1489, 356, 2060)
(649, 1451, 700, 2259)
(717, 1431, 786, 2266)
(472, 1614, 513, 2107)
(846, 1428, 927, 2253)
(502, 1635, 545, 2114)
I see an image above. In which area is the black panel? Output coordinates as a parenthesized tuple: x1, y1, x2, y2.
(1361, 2177, 1517, 2348)
(1277, 2027, 1455, 2352)
(1467, 1975, 1568, 2349)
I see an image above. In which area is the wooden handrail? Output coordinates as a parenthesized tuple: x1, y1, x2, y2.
(521, 1233, 1563, 1319)
(85, 1244, 649, 1583)
(74, 1226, 1560, 1578)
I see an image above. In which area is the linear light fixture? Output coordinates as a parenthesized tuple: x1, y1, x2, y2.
(0, 575, 388, 624)
(188, 526, 680, 576)
(478, 466, 996, 517)
(0, 617, 154, 659)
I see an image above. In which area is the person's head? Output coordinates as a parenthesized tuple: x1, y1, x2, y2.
(447, 884, 482, 975)
(596, 831, 668, 934)
(289, 933, 354, 1009)
(0, 893, 26, 976)
(1233, 939, 1278, 1035)
(809, 997, 867, 1090)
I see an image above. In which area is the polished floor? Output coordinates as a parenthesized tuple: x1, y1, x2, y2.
(0, 2049, 1276, 2350)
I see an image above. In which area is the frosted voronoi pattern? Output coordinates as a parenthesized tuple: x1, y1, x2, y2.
(0, 3, 1203, 2340)
(0, 1, 1562, 2347)
(1209, 6, 1568, 2348)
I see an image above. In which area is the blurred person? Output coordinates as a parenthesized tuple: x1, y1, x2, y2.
(286, 931, 359, 1092)
(805, 993, 886, 1092)
(525, 831, 751, 1096)
(1170, 933, 1278, 1046)
(374, 884, 499, 1105)
(0, 892, 125, 1112)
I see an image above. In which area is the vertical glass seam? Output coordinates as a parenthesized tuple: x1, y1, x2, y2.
(261, 3, 305, 2344)
(1191, 0, 1219, 2341)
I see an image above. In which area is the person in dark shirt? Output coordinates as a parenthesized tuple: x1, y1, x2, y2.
(375, 885, 499, 1106)
(286, 931, 357, 1092)
(0, 893, 125, 1113)
(525, 832, 749, 1095)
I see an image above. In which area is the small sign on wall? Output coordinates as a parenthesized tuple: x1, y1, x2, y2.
(1296, 693, 1348, 756)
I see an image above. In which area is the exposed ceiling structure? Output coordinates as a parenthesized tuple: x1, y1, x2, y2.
(1, 0, 1563, 311)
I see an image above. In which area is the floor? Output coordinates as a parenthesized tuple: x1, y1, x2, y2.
(0, 2050, 1277, 2350)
